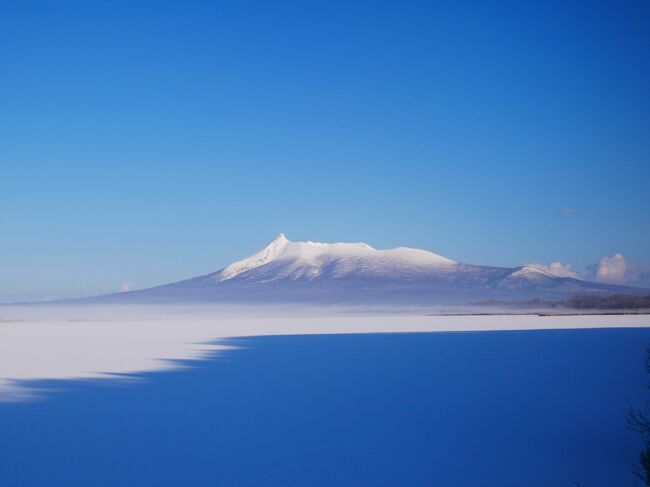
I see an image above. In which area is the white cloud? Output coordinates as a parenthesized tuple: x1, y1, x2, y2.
(595, 253, 628, 283)
(119, 283, 136, 293)
(528, 262, 577, 278)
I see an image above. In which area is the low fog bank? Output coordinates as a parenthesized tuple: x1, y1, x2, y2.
(4, 299, 649, 324)
(1, 303, 649, 402)
(0, 302, 473, 323)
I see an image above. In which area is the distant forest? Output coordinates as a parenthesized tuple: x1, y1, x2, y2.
(479, 294, 650, 310)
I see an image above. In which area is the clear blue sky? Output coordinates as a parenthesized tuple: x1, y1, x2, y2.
(1, 0, 649, 301)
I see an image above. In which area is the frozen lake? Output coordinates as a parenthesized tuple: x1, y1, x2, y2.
(1, 306, 648, 400)
(1, 325, 649, 486)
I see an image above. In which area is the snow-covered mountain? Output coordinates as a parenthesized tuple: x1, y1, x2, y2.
(95, 233, 647, 306)
(218, 233, 455, 282)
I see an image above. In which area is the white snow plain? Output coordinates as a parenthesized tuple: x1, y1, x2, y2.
(0, 304, 648, 401)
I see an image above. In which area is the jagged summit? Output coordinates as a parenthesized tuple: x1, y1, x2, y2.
(220, 233, 291, 280)
(217, 233, 456, 282)
(272, 232, 288, 244)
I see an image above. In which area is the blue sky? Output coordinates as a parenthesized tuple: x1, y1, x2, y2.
(1, 0, 649, 301)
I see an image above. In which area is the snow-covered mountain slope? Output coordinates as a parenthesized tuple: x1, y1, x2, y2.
(92, 234, 648, 305)
(217, 233, 455, 282)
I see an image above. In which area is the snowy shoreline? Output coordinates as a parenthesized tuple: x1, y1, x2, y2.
(1, 306, 649, 401)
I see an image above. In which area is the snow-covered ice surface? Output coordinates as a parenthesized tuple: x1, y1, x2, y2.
(0, 304, 648, 401)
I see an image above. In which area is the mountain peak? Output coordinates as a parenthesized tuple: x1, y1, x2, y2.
(219, 233, 290, 281)
(216, 234, 455, 282)
(500, 265, 557, 285)
(273, 233, 289, 244)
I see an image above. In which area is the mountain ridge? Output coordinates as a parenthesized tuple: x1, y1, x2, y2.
(85, 233, 648, 306)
